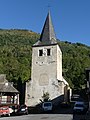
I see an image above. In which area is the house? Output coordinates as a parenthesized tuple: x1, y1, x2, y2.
(25, 11, 71, 107)
(0, 74, 19, 107)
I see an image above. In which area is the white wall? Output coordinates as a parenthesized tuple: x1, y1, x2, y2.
(25, 44, 67, 106)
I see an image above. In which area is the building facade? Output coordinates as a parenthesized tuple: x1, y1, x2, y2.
(0, 74, 19, 107)
(25, 12, 70, 107)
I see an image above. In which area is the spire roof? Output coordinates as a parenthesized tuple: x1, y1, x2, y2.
(33, 11, 57, 46)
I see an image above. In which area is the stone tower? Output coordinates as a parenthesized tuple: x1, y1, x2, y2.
(25, 12, 69, 107)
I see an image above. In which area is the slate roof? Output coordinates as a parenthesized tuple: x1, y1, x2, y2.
(0, 81, 19, 93)
(33, 11, 57, 47)
(0, 74, 19, 93)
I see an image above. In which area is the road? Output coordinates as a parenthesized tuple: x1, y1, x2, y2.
(0, 114, 73, 120)
(0, 105, 87, 120)
(3, 103, 73, 120)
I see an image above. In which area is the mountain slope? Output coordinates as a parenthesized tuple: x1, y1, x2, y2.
(0, 29, 90, 90)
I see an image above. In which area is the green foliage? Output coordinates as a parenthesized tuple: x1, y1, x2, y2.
(42, 92, 50, 102)
(59, 41, 90, 90)
(0, 29, 90, 91)
(0, 29, 39, 85)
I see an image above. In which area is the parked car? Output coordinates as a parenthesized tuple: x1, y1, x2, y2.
(9, 106, 14, 115)
(73, 101, 87, 114)
(0, 106, 10, 117)
(17, 104, 28, 115)
(42, 102, 53, 112)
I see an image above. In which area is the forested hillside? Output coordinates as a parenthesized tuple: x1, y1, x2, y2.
(0, 29, 90, 90)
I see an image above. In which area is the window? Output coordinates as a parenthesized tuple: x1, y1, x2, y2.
(39, 49, 43, 56)
(1, 96, 7, 103)
(39, 49, 51, 56)
(47, 49, 51, 56)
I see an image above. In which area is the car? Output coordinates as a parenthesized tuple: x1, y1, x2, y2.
(0, 106, 10, 117)
(73, 101, 87, 114)
(9, 106, 14, 115)
(42, 102, 53, 112)
(17, 104, 28, 115)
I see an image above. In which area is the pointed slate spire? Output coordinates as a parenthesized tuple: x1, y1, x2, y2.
(33, 11, 57, 46)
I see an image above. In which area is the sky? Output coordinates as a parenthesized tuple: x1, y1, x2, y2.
(0, 0, 90, 46)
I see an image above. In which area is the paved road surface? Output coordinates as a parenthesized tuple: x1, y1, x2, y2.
(0, 114, 73, 120)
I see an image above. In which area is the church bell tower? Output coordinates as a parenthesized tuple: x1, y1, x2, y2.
(25, 11, 63, 106)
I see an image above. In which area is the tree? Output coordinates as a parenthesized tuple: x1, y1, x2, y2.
(42, 92, 50, 102)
